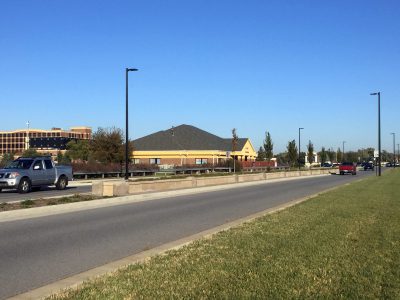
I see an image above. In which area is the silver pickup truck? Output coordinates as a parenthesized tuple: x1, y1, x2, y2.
(0, 157, 73, 193)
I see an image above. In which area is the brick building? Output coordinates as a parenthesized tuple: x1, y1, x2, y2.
(0, 126, 91, 156)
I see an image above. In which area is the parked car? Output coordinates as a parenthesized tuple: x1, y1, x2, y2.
(339, 162, 357, 175)
(364, 162, 374, 171)
(0, 156, 73, 193)
(321, 162, 333, 168)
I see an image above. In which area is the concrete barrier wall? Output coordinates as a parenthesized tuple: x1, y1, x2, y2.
(196, 176, 237, 187)
(237, 173, 265, 182)
(92, 169, 333, 197)
(128, 178, 193, 194)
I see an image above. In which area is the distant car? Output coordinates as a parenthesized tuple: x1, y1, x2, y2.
(339, 162, 357, 175)
(321, 163, 332, 168)
(364, 163, 374, 171)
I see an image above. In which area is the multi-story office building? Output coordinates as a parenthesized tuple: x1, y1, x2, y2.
(0, 126, 91, 156)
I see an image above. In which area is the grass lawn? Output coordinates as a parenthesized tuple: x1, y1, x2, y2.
(49, 170, 400, 299)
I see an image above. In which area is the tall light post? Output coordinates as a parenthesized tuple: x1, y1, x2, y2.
(390, 133, 395, 168)
(25, 121, 30, 151)
(298, 127, 304, 170)
(397, 143, 399, 166)
(125, 68, 138, 180)
(342, 141, 346, 162)
(370, 92, 381, 176)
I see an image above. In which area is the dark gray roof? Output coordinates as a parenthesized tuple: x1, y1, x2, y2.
(133, 124, 247, 151)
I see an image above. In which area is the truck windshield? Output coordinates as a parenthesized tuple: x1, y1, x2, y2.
(4, 159, 34, 169)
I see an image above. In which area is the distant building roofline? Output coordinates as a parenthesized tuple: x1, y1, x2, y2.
(0, 126, 92, 134)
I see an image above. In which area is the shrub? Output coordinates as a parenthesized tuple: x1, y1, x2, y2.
(21, 199, 35, 207)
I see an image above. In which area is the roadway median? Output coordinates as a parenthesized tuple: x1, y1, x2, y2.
(93, 169, 334, 197)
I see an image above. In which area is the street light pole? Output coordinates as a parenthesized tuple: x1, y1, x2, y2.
(125, 68, 138, 180)
(370, 92, 381, 176)
(298, 127, 304, 170)
(390, 133, 395, 168)
(26, 121, 30, 151)
(397, 143, 399, 166)
(342, 141, 346, 162)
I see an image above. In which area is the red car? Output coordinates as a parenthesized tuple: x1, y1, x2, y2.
(339, 162, 357, 175)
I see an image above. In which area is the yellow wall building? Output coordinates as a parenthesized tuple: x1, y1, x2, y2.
(132, 125, 256, 166)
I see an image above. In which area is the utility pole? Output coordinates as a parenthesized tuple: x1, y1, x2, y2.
(342, 141, 346, 162)
(125, 68, 138, 180)
(390, 133, 395, 168)
(370, 92, 381, 176)
(397, 143, 399, 166)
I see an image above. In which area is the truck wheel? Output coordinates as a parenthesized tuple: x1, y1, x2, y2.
(352, 172, 356, 175)
(0, 188, 2, 193)
(56, 176, 68, 190)
(340, 172, 344, 175)
(18, 178, 31, 194)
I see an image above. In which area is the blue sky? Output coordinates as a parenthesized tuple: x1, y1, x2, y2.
(1, 0, 399, 153)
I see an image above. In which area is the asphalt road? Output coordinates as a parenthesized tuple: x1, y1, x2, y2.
(0, 185, 92, 203)
(0, 171, 375, 299)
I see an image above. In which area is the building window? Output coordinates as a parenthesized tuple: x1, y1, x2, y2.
(133, 158, 140, 164)
(149, 158, 161, 165)
(195, 158, 208, 165)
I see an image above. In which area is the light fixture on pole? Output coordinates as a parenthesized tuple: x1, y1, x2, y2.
(125, 68, 138, 180)
(390, 133, 395, 168)
(298, 127, 304, 170)
(370, 92, 381, 176)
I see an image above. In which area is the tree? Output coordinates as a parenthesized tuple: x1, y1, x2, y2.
(66, 140, 91, 162)
(319, 147, 327, 165)
(346, 151, 359, 163)
(256, 146, 265, 161)
(381, 150, 391, 162)
(327, 148, 336, 163)
(91, 127, 126, 164)
(56, 151, 71, 165)
(22, 148, 40, 157)
(366, 147, 375, 160)
(337, 147, 342, 162)
(0, 153, 15, 167)
(307, 140, 314, 165)
(264, 131, 273, 161)
(275, 152, 288, 165)
(287, 140, 298, 168)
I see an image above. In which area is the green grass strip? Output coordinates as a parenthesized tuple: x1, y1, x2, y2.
(50, 170, 400, 299)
